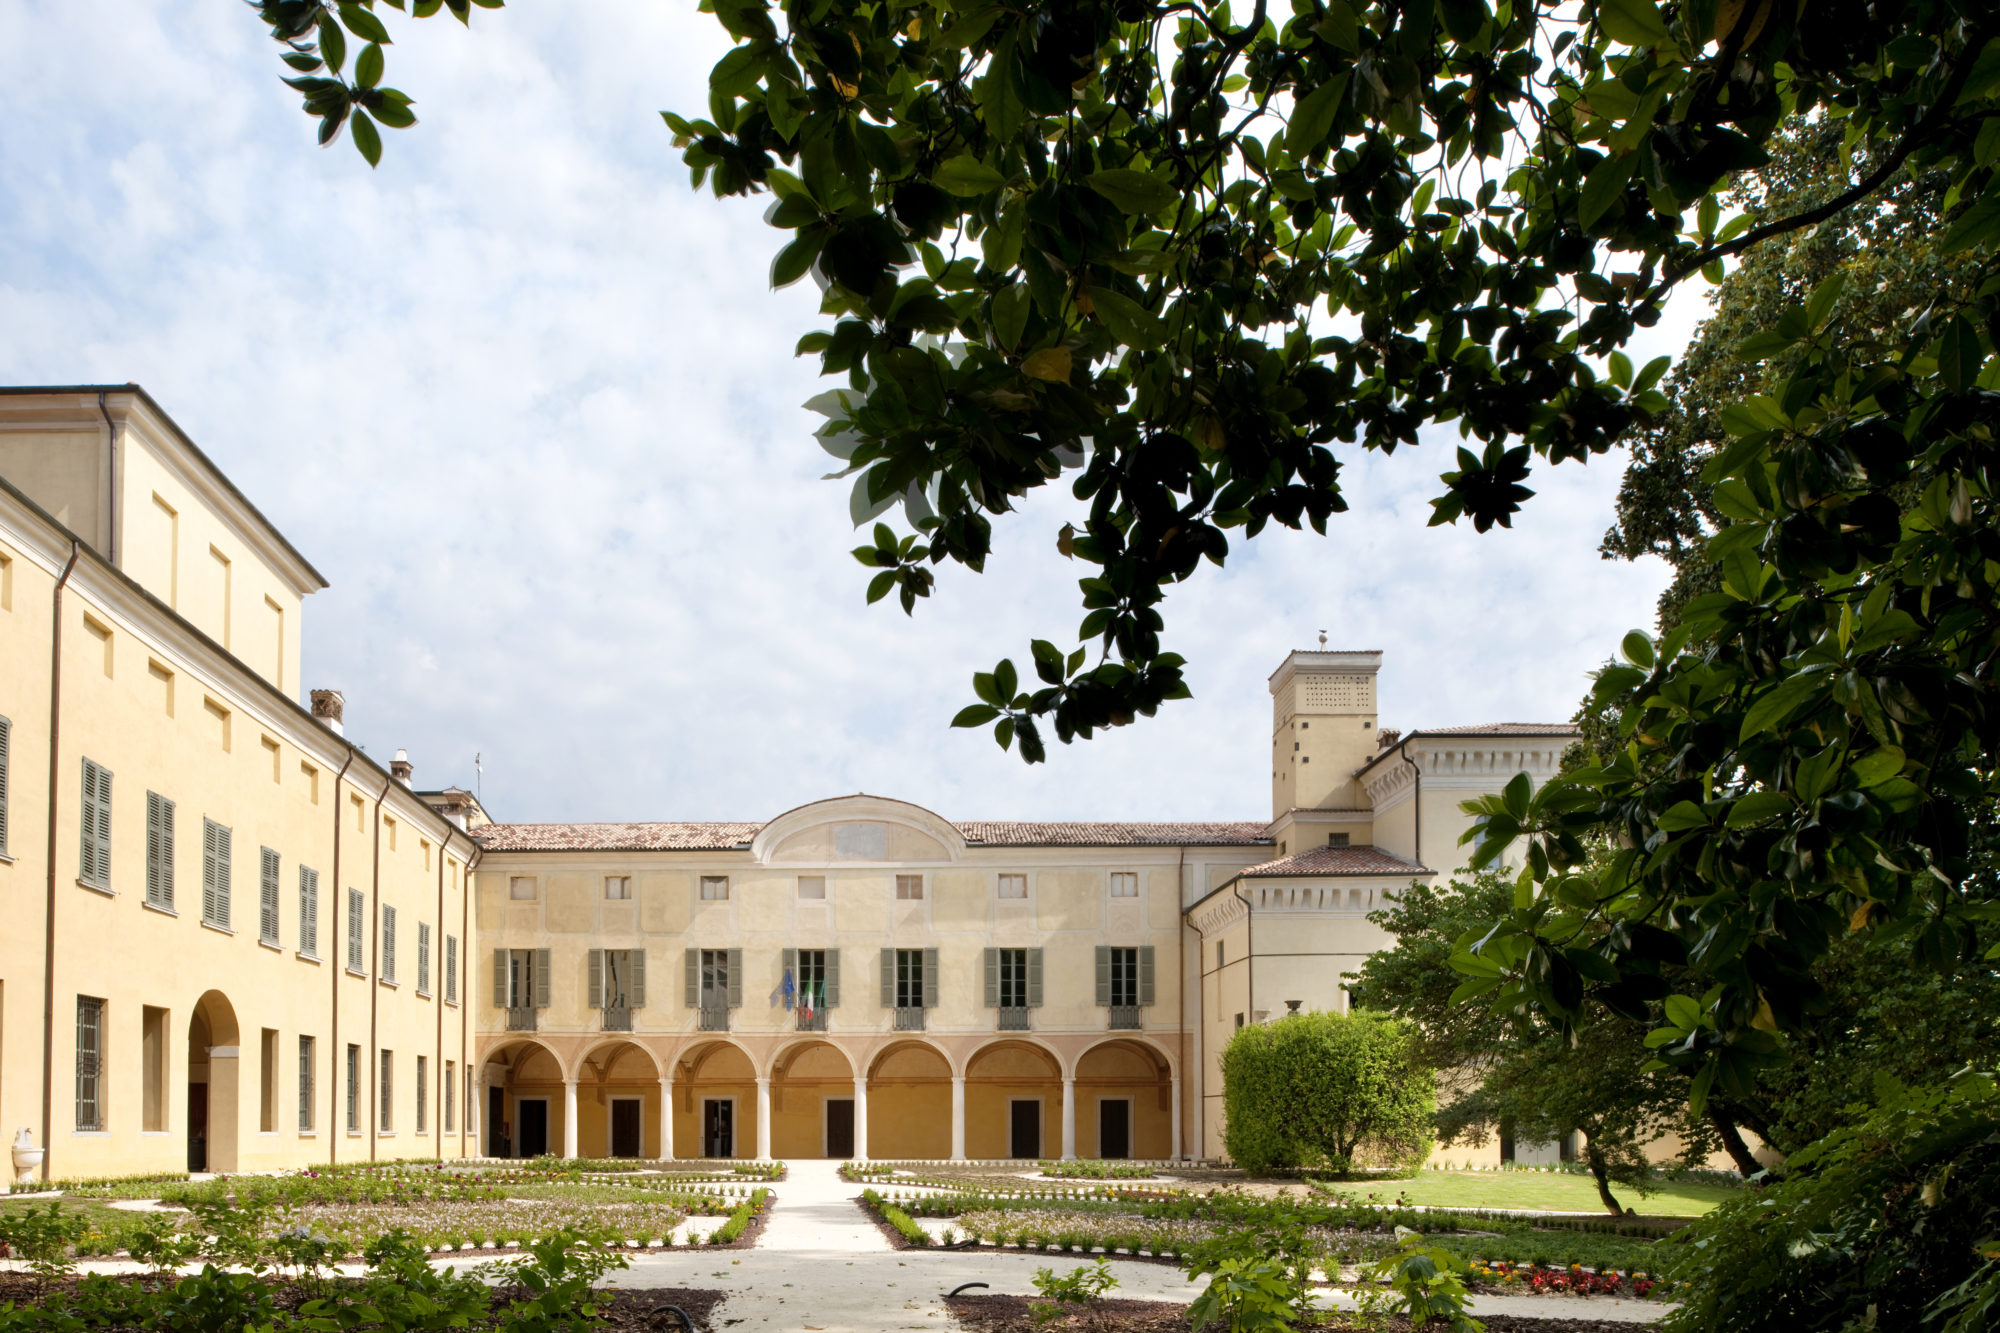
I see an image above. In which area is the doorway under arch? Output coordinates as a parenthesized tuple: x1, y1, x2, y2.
(186, 991, 241, 1173)
(769, 1040, 856, 1158)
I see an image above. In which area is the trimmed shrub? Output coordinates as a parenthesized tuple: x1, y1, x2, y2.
(1221, 1009, 1433, 1174)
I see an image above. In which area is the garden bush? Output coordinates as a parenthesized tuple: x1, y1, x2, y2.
(1220, 1010, 1432, 1174)
(862, 1189, 930, 1246)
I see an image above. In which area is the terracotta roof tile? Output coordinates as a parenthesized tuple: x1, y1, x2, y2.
(1238, 844, 1432, 877)
(1417, 723, 1577, 736)
(469, 818, 1272, 853)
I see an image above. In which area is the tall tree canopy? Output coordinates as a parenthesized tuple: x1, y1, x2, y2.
(253, 0, 2000, 1124)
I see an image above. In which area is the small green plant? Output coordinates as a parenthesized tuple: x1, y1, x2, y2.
(1030, 1258, 1119, 1327)
(0, 1202, 88, 1287)
(124, 1212, 202, 1276)
(493, 1227, 632, 1333)
(1369, 1228, 1484, 1332)
(1184, 1226, 1314, 1333)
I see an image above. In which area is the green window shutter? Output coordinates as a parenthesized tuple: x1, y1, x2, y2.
(446, 934, 458, 1002)
(1095, 947, 1112, 1005)
(80, 758, 103, 887)
(534, 948, 551, 1007)
(0, 716, 9, 856)
(260, 847, 280, 945)
(782, 947, 796, 985)
(629, 949, 646, 1008)
(214, 823, 232, 927)
(984, 949, 998, 1007)
(146, 792, 163, 904)
(418, 922, 431, 994)
(879, 948, 894, 1006)
(1027, 948, 1044, 1007)
(684, 949, 699, 1007)
(727, 948, 743, 1007)
(826, 949, 840, 1007)
(923, 947, 939, 1008)
(1139, 946, 1156, 1005)
(202, 819, 220, 924)
(300, 866, 318, 957)
(383, 905, 397, 983)
(349, 890, 365, 971)
(493, 949, 508, 1008)
(588, 948, 604, 1008)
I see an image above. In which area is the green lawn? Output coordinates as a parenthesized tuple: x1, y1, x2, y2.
(1315, 1169, 1739, 1216)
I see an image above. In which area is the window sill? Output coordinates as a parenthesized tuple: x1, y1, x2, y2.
(258, 1131, 280, 1137)
(379, 979, 398, 989)
(0, 852, 14, 864)
(378, 1132, 396, 1138)
(444, 999, 459, 1009)
(71, 1131, 110, 1138)
(142, 899, 178, 918)
(296, 952, 320, 965)
(76, 878, 115, 897)
(259, 939, 283, 952)
(416, 990, 431, 1001)
(299, 1131, 317, 1138)
(346, 968, 367, 979)
(140, 1131, 172, 1137)
(200, 919, 234, 936)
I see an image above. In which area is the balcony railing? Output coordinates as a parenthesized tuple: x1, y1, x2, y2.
(1108, 1004, 1142, 1030)
(506, 1005, 537, 1032)
(997, 1005, 1032, 1031)
(698, 1000, 730, 1032)
(894, 1005, 927, 1032)
(601, 1006, 633, 1032)
(795, 1008, 828, 1032)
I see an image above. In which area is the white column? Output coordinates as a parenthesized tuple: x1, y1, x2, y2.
(854, 1074, 869, 1162)
(659, 1076, 674, 1162)
(472, 1070, 485, 1155)
(1061, 1077, 1077, 1160)
(562, 1077, 579, 1159)
(1170, 1075, 1182, 1161)
(950, 1076, 966, 1161)
(755, 1076, 772, 1161)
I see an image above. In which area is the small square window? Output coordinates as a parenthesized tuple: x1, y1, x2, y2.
(604, 876, 631, 900)
(508, 876, 536, 900)
(700, 876, 729, 901)
(998, 874, 1028, 900)
(1110, 872, 1139, 898)
(797, 875, 827, 900)
(895, 874, 924, 901)
(1328, 832, 1350, 847)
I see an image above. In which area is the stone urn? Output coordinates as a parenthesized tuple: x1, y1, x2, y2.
(11, 1128, 44, 1187)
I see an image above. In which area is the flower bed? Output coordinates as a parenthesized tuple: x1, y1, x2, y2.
(1467, 1259, 1676, 1299)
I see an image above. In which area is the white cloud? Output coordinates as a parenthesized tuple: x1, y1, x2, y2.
(0, 0, 1680, 824)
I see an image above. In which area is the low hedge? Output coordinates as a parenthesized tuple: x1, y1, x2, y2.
(862, 1189, 930, 1246)
(708, 1187, 771, 1245)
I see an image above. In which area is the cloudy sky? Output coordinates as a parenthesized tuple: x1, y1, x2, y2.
(0, 1, 1696, 825)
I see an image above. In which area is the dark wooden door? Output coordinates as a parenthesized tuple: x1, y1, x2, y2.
(489, 1087, 507, 1157)
(187, 1083, 209, 1172)
(1098, 1099, 1130, 1159)
(518, 1099, 549, 1158)
(611, 1100, 642, 1158)
(703, 1099, 734, 1158)
(825, 1099, 854, 1158)
(1009, 1099, 1041, 1159)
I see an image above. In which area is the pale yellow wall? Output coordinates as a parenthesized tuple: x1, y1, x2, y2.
(0, 432, 103, 548)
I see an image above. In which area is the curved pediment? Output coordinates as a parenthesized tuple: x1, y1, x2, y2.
(749, 794, 965, 866)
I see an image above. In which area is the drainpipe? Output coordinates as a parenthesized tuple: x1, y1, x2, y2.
(39, 540, 82, 1182)
(95, 393, 120, 568)
(1174, 844, 1186, 1162)
(368, 774, 392, 1159)
(463, 845, 480, 1157)
(328, 747, 356, 1163)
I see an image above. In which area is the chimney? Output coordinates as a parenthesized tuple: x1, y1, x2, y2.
(310, 689, 345, 736)
(391, 748, 414, 786)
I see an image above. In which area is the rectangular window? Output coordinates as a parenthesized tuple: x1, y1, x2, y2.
(444, 1059, 457, 1132)
(796, 948, 827, 1009)
(895, 874, 924, 900)
(998, 873, 1028, 899)
(381, 905, 398, 984)
(146, 791, 176, 909)
(604, 875, 631, 900)
(508, 876, 536, 900)
(260, 1028, 279, 1133)
(699, 876, 729, 901)
(142, 1006, 169, 1132)
(997, 948, 1030, 1008)
(1328, 832, 1351, 847)
(700, 949, 731, 1003)
(416, 1055, 428, 1133)
(299, 1036, 316, 1133)
(1110, 872, 1140, 898)
(347, 889, 365, 973)
(380, 1050, 394, 1131)
(76, 996, 105, 1131)
(201, 818, 233, 928)
(506, 948, 551, 1009)
(79, 758, 112, 890)
(417, 922, 432, 996)
(895, 948, 925, 1008)
(0, 715, 9, 858)
(445, 935, 459, 1004)
(259, 847, 281, 945)
(1108, 947, 1140, 1007)
(346, 1044, 360, 1131)
(299, 867, 320, 958)
(797, 875, 826, 900)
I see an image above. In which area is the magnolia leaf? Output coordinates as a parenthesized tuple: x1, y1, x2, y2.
(1085, 168, 1178, 216)
(1021, 347, 1073, 382)
(935, 154, 1006, 196)
(1598, 0, 1671, 46)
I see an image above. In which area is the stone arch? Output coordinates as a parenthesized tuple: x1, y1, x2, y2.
(571, 1039, 666, 1160)
(186, 991, 240, 1173)
(965, 1038, 1064, 1160)
(1073, 1038, 1174, 1160)
(673, 1038, 758, 1160)
(481, 1038, 568, 1158)
(865, 1039, 953, 1159)
(576, 1036, 665, 1082)
(768, 1039, 859, 1159)
(1070, 1034, 1178, 1082)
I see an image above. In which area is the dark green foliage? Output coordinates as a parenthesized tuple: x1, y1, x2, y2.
(1220, 1010, 1432, 1174)
(1661, 1073, 2000, 1333)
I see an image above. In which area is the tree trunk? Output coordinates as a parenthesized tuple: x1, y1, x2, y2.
(1582, 1138, 1626, 1215)
(1708, 1106, 1765, 1180)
